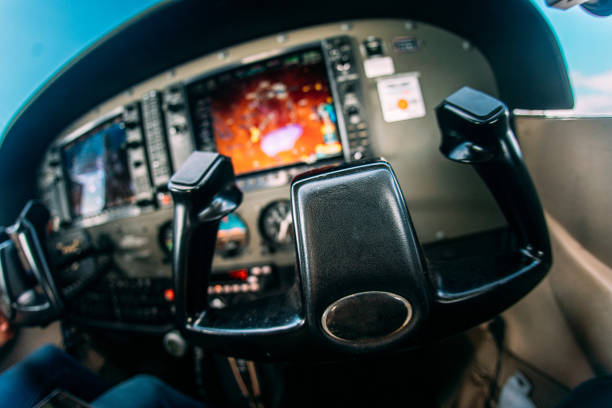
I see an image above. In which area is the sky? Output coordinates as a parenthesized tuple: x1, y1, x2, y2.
(0, 1, 610, 137)
(0, 0, 158, 135)
(531, 1, 612, 114)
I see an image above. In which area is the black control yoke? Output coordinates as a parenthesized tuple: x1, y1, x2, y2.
(437, 86, 549, 256)
(427, 86, 551, 336)
(0, 201, 63, 326)
(170, 88, 551, 359)
(168, 153, 246, 340)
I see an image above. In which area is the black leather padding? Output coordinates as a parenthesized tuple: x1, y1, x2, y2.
(291, 160, 429, 351)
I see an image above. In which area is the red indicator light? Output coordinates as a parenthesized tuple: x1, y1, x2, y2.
(164, 288, 175, 302)
(228, 269, 249, 281)
(160, 193, 172, 207)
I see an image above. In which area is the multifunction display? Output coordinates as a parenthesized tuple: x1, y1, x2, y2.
(62, 116, 134, 217)
(187, 47, 343, 175)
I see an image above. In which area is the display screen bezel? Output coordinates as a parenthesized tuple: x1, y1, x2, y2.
(185, 42, 347, 178)
(59, 108, 135, 220)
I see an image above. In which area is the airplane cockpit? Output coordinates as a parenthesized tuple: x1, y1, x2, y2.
(0, 1, 611, 407)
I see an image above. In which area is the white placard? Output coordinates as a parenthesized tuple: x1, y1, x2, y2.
(363, 56, 395, 78)
(376, 73, 426, 122)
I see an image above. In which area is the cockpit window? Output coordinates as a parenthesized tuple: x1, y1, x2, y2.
(532, 0, 612, 115)
(0, 1, 158, 134)
(0, 0, 609, 136)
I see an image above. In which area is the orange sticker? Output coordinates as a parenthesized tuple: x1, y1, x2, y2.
(397, 99, 409, 110)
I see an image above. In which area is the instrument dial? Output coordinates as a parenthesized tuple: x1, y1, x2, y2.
(159, 221, 174, 255)
(158, 213, 248, 258)
(216, 213, 249, 257)
(259, 200, 293, 249)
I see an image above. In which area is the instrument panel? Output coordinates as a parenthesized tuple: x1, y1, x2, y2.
(37, 19, 507, 330)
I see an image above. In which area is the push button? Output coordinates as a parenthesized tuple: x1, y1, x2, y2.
(322, 291, 412, 345)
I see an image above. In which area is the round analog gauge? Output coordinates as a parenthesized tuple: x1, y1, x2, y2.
(158, 213, 248, 258)
(259, 200, 293, 249)
(216, 213, 249, 257)
(159, 221, 174, 256)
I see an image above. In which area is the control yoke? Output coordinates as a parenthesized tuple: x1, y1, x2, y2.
(0, 201, 63, 326)
(169, 87, 551, 359)
(168, 152, 244, 339)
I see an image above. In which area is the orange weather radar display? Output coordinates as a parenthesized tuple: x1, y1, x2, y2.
(190, 49, 342, 175)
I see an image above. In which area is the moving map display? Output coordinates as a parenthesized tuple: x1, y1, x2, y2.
(62, 116, 134, 217)
(188, 47, 342, 175)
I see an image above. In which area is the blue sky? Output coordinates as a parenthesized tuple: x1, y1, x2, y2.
(0, 1, 610, 137)
(0, 0, 158, 135)
(531, 1, 612, 114)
